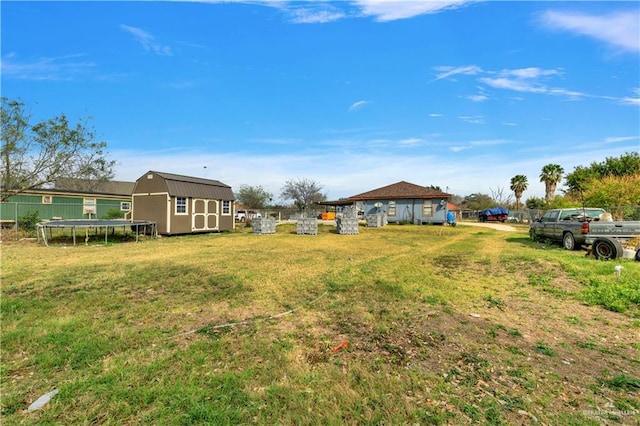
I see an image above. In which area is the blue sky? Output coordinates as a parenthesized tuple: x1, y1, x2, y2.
(2, 1, 639, 202)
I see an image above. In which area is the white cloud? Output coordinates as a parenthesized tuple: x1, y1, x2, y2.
(541, 10, 640, 53)
(120, 25, 172, 56)
(449, 146, 470, 152)
(480, 77, 540, 93)
(503, 67, 560, 79)
(0, 53, 96, 81)
(604, 136, 639, 144)
(458, 115, 485, 124)
(469, 139, 508, 146)
(110, 138, 637, 201)
(467, 94, 488, 102)
(479, 67, 587, 99)
(355, 0, 478, 22)
(429, 113, 444, 117)
(288, 7, 345, 24)
(348, 100, 370, 111)
(620, 88, 640, 105)
(431, 65, 482, 82)
(433, 65, 638, 103)
(398, 138, 423, 146)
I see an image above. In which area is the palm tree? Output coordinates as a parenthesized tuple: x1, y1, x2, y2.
(539, 164, 564, 201)
(510, 175, 528, 210)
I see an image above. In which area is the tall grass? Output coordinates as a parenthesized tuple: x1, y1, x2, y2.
(2, 223, 638, 424)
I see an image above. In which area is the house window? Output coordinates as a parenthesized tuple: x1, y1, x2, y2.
(388, 200, 396, 216)
(42, 195, 53, 204)
(176, 197, 187, 214)
(120, 201, 131, 211)
(222, 200, 231, 215)
(423, 200, 433, 217)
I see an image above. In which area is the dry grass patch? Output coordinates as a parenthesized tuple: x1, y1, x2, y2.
(2, 223, 639, 424)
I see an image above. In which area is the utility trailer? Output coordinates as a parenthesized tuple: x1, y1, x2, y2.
(479, 207, 509, 223)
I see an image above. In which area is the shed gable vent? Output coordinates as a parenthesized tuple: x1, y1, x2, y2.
(147, 174, 154, 179)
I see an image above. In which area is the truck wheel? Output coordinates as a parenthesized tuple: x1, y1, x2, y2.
(635, 249, 640, 262)
(592, 238, 622, 260)
(529, 228, 538, 241)
(562, 232, 577, 250)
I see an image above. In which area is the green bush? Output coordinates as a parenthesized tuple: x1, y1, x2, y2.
(103, 208, 125, 219)
(18, 210, 40, 231)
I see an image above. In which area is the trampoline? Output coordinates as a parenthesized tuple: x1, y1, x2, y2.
(37, 219, 157, 246)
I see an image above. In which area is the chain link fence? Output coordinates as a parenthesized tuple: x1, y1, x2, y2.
(459, 206, 640, 223)
(1, 201, 126, 240)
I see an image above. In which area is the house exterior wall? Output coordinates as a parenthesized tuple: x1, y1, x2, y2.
(1, 192, 130, 221)
(362, 198, 447, 224)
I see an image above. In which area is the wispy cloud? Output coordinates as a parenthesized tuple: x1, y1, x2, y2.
(431, 65, 482, 83)
(469, 139, 508, 147)
(479, 67, 567, 95)
(0, 53, 96, 81)
(541, 10, 640, 53)
(620, 88, 640, 105)
(467, 94, 488, 102)
(348, 100, 370, 111)
(120, 25, 172, 56)
(604, 136, 639, 144)
(458, 115, 485, 124)
(197, 0, 478, 23)
(287, 6, 345, 23)
(448, 138, 508, 153)
(449, 146, 470, 153)
(398, 138, 423, 146)
(502, 67, 561, 79)
(429, 113, 444, 117)
(355, 0, 478, 22)
(433, 64, 613, 102)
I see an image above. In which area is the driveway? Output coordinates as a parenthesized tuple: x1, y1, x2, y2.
(456, 221, 518, 232)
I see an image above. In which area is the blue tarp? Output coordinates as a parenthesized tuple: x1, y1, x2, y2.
(481, 207, 509, 216)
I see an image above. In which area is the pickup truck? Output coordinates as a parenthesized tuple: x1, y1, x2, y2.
(529, 208, 640, 259)
(586, 222, 640, 260)
(234, 210, 261, 222)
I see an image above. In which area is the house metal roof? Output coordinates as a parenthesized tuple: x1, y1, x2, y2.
(55, 178, 135, 196)
(151, 171, 234, 200)
(349, 181, 451, 201)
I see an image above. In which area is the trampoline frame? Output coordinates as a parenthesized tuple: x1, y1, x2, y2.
(37, 219, 157, 246)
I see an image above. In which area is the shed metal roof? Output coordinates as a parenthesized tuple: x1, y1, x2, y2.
(151, 171, 234, 200)
(349, 181, 450, 201)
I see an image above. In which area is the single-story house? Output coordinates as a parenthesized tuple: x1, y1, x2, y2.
(1, 184, 133, 223)
(131, 171, 235, 235)
(348, 181, 451, 224)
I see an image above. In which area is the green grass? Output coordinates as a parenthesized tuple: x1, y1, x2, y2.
(2, 223, 639, 424)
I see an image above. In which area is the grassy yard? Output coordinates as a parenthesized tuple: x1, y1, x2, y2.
(2, 223, 639, 425)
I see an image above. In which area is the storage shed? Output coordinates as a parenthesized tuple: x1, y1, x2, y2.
(349, 181, 451, 225)
(131, 171, 235, 235)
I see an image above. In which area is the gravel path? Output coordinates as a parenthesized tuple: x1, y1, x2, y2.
(455, 221, 518, 232)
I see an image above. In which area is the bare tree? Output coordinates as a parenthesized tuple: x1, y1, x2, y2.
(490, 186, 513, 206)
(1, 98, 115, 201)
(280, 178, 327, 210)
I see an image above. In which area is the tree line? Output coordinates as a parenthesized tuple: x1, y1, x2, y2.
(504, 154, 640, 217)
